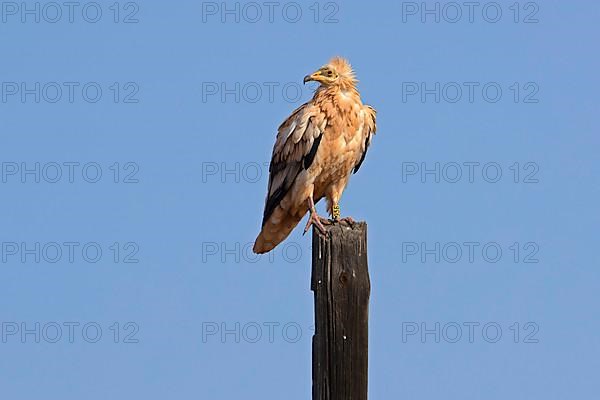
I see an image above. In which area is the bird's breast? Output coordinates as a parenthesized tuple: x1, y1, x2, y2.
(310, 113, 364, 195)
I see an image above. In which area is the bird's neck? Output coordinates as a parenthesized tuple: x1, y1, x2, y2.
(316, 85, 360, 103)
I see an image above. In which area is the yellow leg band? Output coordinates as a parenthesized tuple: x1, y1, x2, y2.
(332, 204, 340, 220)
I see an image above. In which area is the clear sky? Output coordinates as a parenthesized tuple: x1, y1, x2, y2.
(1, 0, 599, 399)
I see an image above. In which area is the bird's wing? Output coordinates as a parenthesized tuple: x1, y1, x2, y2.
(353, 105, 377, 174)
(261, 103, 327, 227)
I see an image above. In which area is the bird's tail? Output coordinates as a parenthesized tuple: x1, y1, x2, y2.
(253, 206, 305, 254)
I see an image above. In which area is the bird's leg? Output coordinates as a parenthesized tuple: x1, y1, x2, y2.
(332, 204, 341, 220)
(303, 196, 328, 235)
(332, 203, 355, 226)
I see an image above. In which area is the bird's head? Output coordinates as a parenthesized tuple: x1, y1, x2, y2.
(303, 57, 357, 89)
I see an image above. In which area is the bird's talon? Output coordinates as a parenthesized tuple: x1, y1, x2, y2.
(304, 212, 328, 235)
(320, 216, 332, 225)
(340, 216, 356, 227)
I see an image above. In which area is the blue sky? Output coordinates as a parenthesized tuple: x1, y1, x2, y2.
(1, 0, 599, 399)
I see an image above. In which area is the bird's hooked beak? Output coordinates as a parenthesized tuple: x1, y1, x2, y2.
(303, 69, 323, 84)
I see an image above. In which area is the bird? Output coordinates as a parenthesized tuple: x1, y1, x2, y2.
(253, 57, 377, 254)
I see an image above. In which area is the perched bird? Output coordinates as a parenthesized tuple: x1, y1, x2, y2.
(253, 57, 377, 254)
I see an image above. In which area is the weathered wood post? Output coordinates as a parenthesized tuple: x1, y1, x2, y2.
(311, 221, 370, 400)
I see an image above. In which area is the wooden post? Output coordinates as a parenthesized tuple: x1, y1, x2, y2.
(311, 221, 370, 400)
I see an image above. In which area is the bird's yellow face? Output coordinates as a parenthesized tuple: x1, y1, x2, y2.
(303, 65, 340, 86)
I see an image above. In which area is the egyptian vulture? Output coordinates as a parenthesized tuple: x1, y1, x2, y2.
(253, 57, 377, 254)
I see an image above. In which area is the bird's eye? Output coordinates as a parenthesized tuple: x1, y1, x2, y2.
(327, 71, 333, 76)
